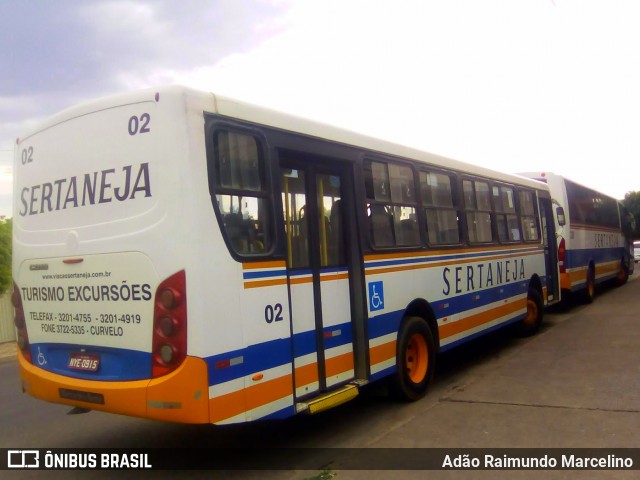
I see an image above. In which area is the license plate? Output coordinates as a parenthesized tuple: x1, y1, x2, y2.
(68, 353, 100, 372)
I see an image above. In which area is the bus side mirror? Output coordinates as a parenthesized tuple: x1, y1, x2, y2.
(556, 207, 566, 227)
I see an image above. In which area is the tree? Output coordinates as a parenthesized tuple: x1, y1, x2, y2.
(623, 191, 640, 239)
(0, 218, 11, 295)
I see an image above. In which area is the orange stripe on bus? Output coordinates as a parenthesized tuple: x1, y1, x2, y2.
(244, 278, 288, 289)
(560, 272, 574, 290)
(320, 272, 349, 281)
(369, 340, 396, 366)
(209, 374, 293, 424)
(596, 263, 619, 275)
(325, 351, 354, 378)
(439, 299, 526, 340)
(562, 262, 618, 290)
(289, 276, 313, 285)
(209, 390, 245, 423)
(294, 362, 319, 388)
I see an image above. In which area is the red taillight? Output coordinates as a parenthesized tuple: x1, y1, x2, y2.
(558, 237, 566, 274)
(152, 271, 187, 378)
(12, 282, 32, 363)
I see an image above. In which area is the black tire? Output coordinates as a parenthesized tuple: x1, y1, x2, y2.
(582, 265, 596, 304)
(389, 316, 435, 401)
(515, 287, 544, 337)
(615, 259, 629, 286)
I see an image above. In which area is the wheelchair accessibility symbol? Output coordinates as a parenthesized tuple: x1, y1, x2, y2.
(368, 281, 384, 312)
(37, 347, 47, 366)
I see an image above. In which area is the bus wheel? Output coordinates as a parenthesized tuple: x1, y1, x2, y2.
(390, 317, 435, 401)
(615, 259, 629, 286)
(582, 266, 596, 304)
(516, 287, 543, 337)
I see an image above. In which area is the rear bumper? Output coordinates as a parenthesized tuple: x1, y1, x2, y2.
(18, 350, 210, 423)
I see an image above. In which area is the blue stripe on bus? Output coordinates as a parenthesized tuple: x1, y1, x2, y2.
(244, 267, 348, 280)
(367, 280, 530, 341)
(289, 269, 313, 277)
(207, 321, 354, 387)
(258, 404, 297, 420)
(29, 343, 151, 381)
(243, 270, 287, 280)
(367, 311, 403, 342)
(293, 322, 354, 360)
(565, 247, 624, 269)
(293, 329, 317, 358)
(322, 322, 354, 350)
(431, 280, 529, 314)
(206, 337, 292, 386)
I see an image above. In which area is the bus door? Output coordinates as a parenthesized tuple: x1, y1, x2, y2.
(539, 196, 560, 303)
(280, 156, 356, 399)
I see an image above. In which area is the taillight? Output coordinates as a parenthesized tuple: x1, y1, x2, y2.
(558, 237, 566, 274)
(12, 282, 32, 363)
(152, 271, 187, 378)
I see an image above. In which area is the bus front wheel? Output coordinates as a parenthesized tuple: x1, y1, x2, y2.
(390, 316, 435, 401)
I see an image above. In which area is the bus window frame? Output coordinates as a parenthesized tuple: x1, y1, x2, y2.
(205, 121, 277, 261)
(460, 175, 496, 246)
(517, 188, 542, 243)
(491, 181, 522, 245)
(418, 167, 463, 248)
(363, 156, 422, 250)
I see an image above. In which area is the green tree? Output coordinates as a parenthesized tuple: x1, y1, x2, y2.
(0, 218, 11, 294)
(623, 191, 640, 239)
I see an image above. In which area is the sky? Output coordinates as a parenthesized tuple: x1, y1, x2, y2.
(2, 0, 640, 218)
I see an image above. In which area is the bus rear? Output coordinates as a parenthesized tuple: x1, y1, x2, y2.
(13, 87, 214, 423)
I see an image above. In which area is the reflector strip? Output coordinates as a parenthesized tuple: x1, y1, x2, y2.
(215, 356, 244, 369)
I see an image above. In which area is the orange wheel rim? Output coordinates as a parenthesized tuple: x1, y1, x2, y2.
(406, 333, 428, 383)
(524, 298, 538, 326)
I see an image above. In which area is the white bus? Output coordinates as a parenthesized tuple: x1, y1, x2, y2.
(13, 86, 559, 424)
(520, 172, 634, 302)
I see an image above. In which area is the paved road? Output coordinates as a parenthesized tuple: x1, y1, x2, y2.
(1, 274, 639, 479)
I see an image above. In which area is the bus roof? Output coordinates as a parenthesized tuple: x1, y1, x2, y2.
(519, 171, 621, 202)
(19, 85, 547, 192)
(213, 92, 547, 191)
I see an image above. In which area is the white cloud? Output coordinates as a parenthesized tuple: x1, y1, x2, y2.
(3, 0, 640, 221)
(168, 0, 640, 200)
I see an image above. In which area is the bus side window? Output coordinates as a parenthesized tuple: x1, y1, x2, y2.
(493, 185, 520, 243)
(463, 179, 494, 244)
(212, 130, 272, 256)
(420, 171, 460, 245)
(519, 190, 540, 241)
(365, 160, 419, 247)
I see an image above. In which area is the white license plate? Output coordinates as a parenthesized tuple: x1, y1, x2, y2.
(68, 353, 100, 372)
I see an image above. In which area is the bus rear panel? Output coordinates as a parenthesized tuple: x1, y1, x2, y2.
(14, 88, 215, 423)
